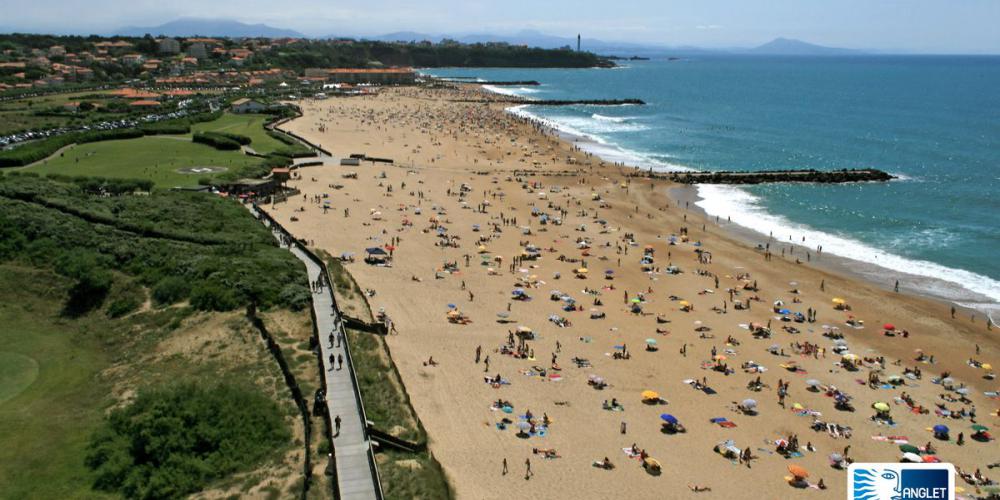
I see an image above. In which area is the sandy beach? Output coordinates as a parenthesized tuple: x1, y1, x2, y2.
(264, 85, 998, 499)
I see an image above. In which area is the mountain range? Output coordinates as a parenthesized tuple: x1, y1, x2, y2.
(114, 18, 305, 38)
(107, 19, 863, 56)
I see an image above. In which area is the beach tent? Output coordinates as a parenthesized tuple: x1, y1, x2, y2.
(365, 247, 388, 256)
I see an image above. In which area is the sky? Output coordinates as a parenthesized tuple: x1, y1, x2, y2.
(2, 0, 999, 54)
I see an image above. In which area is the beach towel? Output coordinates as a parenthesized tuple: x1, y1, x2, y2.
(622, 447, 641, 458)
(709, 417, 728, 423)
(719, 421, 737, 428)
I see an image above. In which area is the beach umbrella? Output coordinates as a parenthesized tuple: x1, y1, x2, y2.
(576, 268, 588, 274)
(516, 325, 533, 333)
(679, 301, 690, 307)
(365, 247, 388, 255)
(805, 379, 821, 387)
(497, 312, 510, 319)
(787, 465, 809, 479)
(901, 452, 922, 463)
(605, 269, 614, 275)
(778, 308, 791, 314)
(955, 387, 970, 395)
(517, 421, 531, 431)
(512, 288, 526, 296)
(447, 310, 460, 318)
(660, 414, 678, 425)
(899, 444, 920, 454)
(645, 338, 657, 345)
(773, 300, 784, 307)
(883, 323, 895, 331)
(833, 339, 848, 346)
(941, 377, 955, 384)
(792, 403, 804, 411)
(872, 402, 890, 412)
(832, 298, 845, 304)
(447, 303, 457, 309)
(971, 424, 989, 432)
(829, 453, 843, 463)
(842, 353, 860, 362)
(641, 390, 660, 400)
(983, 363, 993, 371)
(713, 354, 727, 361)
(933, 424, 950, 434)
(741, 399, 757, 409)
(630, 298, 642, 303)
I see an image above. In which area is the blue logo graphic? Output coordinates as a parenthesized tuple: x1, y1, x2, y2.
(849, 463, 954, 500)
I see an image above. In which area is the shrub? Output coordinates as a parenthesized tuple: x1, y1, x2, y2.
(192, 132, 242, 151)
(152, 276, 190, 305)
(211, 131, 252, 145)
(278, 283, 311, 311)
(189, 282, 240, 311)
(85, 383, 289, 500)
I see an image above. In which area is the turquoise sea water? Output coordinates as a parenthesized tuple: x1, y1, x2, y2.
(426, 57, 1000, 314)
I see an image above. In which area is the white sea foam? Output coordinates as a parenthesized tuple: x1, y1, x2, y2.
(591, 113, 628, 123)
(481, 85, 524, 97)
(695, 184, 1000, 305)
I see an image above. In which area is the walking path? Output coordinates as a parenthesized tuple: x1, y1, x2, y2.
(292, 244, 381, 500)
(251, 205, 381, 500)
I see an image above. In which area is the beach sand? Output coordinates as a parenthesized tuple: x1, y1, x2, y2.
(264, 85, 998, 499)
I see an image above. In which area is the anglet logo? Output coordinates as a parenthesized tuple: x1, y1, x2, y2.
(849, 463, 955, 500)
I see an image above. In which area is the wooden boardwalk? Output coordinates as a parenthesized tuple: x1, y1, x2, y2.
(291, 245, 382, 500)
(251, 205, 381, 500)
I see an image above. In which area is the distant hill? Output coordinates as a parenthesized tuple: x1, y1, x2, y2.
(748, 37, 862, 56)
(114, 18, 305, 38)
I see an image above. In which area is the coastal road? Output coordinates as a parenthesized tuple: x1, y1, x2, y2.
(251, 205, 381, 500)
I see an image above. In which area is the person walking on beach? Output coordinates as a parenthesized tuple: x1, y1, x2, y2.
(328, 354, 334, 371)
(337, 354, 344, 370)
(525, 458, 533, 480)
(476, 345, 482, 363)
(502, 458, 508, 475)
(334, 415, 341, 436)
(894, 280, 900, 293)
(484, 355, 490, 372)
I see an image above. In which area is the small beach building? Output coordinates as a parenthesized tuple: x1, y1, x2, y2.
(230, 98, 267, 114)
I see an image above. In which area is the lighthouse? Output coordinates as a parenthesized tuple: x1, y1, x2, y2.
(577, 34, 581, 51)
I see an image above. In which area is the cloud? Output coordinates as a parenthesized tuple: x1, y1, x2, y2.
(696, 24, 723, 30)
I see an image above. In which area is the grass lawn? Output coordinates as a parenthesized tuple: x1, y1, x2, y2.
(191, 113, 287, 155)
(26, 135, 262, 187)
(0, 265, 115, 500)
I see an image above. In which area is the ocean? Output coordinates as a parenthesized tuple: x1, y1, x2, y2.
(425, 56, 1000, 317)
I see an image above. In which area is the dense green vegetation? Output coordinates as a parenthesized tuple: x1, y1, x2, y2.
(0, 174, 308, 314)
(254, 39, 612, 69)
(86, 383, 290, 499)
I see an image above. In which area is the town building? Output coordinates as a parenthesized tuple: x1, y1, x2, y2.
(308, 67, 416, 85)
(230, 98, 267, 113)
(158, 38, 181, 54)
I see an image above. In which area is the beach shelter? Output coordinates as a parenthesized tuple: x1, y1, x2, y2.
(365, 247, 388, 256)
(787, 465, 809, 479)
(899, 444, 920, 454)
(660, 414, 678, 425)
(641, 390, 660, 401)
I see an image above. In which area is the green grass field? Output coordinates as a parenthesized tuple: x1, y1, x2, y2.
(0, 265, 115, 500)
(191, 113, 286, 155)
(22, 112, 286, 187)
(27, 135, 262, 187)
